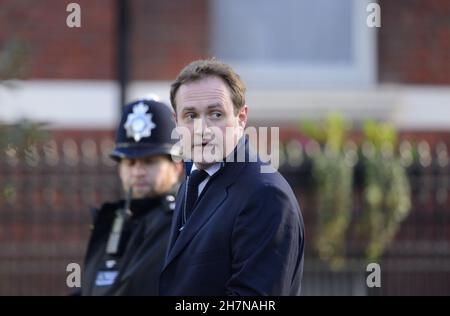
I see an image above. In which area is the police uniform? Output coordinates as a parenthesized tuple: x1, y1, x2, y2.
(81, 99, 180, 296)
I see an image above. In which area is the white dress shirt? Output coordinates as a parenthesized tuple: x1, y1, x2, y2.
(190, 163, 222, 197)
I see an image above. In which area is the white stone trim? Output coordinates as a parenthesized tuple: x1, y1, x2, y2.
(1, 80, 449, 130)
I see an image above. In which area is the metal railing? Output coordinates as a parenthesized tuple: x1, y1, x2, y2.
(0, 134, 449, 295)
(279, 138, 450, 295)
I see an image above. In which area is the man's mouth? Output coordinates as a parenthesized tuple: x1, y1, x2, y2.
(194, 141, 214, 148)
(133, 182, 149, 188)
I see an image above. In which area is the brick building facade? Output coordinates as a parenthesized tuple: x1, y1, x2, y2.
(1, 0, 449, 84)
(1, 0, 450, 295)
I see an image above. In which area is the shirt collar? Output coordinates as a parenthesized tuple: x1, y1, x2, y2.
(187, 135, 245, 177)
(190, 162, 222, 178)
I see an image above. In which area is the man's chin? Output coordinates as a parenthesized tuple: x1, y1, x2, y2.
(189, 146, 224, 164)
(131, 189, 151, 199)
(192, 156, 222, 165)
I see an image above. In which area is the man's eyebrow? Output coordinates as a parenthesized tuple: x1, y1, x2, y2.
(181, 107, 197, 113)
(181, 103, 224, 112)
(207, 103, 224, 109)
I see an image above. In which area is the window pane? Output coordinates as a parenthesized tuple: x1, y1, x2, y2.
(211, 0, 353, 64)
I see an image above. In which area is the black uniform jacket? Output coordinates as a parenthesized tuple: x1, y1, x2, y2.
(81, 195, 174, 296)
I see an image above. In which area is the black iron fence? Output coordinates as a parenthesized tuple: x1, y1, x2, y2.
(0, 133, 449, 295)
(279, 137, 450, 295)
(0, 136, 120, 295)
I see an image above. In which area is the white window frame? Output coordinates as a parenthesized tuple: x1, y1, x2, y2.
(210, 0, 377, 88)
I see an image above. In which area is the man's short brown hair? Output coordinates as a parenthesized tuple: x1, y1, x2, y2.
(170, 58, 246, 115)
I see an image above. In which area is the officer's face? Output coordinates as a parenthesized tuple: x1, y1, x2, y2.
(119, 156, 180, 199)
(175, 75, 248, 169)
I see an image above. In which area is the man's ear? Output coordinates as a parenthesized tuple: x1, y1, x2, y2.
(238, 105, 248, 129)
(172, 111, 178, 124)
(175, 161, 184, 180)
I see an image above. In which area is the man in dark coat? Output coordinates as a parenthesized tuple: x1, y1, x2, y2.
(159, 59, 305, 296)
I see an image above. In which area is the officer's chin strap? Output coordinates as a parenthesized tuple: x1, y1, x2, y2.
(105, 187, 133, 255)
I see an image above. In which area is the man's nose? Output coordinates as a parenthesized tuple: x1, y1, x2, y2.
(131, 162, 146, 175)
(193, 118, 208, 135)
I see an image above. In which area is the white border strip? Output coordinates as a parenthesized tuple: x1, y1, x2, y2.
(1, 80, 449, 130)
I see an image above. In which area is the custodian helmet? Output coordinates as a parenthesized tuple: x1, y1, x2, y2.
(110, 99, 179, 162)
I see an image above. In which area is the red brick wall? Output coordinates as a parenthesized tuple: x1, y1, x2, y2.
(0, 0, 115, 79)
(129, 0, 209, 80)
(2, 0, 449, 84)
(379, 0, 450, 84)
(0, 0, 209, 80)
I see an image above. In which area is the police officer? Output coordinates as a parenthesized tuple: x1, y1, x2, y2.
(81, 99, 182, 295)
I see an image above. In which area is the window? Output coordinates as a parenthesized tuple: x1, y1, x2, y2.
(210, 0, 376, 88)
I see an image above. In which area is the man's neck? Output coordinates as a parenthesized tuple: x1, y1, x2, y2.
(192, 136, 246, 170)
(192, 161, 223, 177)
(193, 162, 213, 170)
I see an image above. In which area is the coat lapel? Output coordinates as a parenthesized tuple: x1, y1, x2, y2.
(162, 137, 254, 271)
(163, 177, 227, 270)
(162, 161, 245, 271)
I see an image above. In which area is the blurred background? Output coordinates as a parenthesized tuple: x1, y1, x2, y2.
(0, 0, 449, 295)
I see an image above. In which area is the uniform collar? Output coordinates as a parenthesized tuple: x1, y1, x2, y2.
(119, 196, 163, 217)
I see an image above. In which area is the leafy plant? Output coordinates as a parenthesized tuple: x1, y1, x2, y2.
(0, 120, 48, 157)
(302, 113, 353, 270)
(1, 40, 47, 200)
(300, 115, 412, 269)
(360, 121, 411, 261)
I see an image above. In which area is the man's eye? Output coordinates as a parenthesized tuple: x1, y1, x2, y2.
(123, 159, 135, 166)
(210, 112, 222, 119)
(184, 113, 196, 120)
(143, 157, 156, 164)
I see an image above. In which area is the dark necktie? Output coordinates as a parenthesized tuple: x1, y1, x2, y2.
(184, 169, 209, 221)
